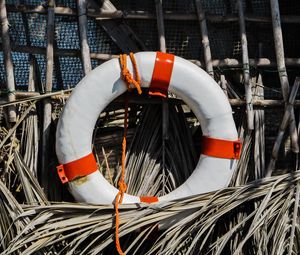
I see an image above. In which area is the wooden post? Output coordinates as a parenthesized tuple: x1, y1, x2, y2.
(0, 0, 16, 122)
(77, 0, 92, 75)
(266, 77, 300, 177)
(155, 0, 166, 53)
(195, 0, 214, 77)
(253, 42, 265, 178)
(238, 0, 254, 130)
(270, 0, 299, 153)
(41, 0, 55, 196)
(220, 74, 228, 97)
(155, 0, 168, 195)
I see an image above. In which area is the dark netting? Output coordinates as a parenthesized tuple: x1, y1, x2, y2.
(56, 0, 77, 8)
(7, 12, 27, 46)
(58, 56, 83, 88)
(0, 53, 5, 86)
(246, 22, 275, 59)
(91, 59, 105, 69)
(162, 0, 196, 14)
(110, 0, 155, 14)
(201, 0, 240, 15)
(11, 52, 30, 87)
(2, 0, 299, 90)
(6, 0, 46, 5)
(55, 16, 80, 50)
(279, 0, 300, 15)
(26, 13, 47, 48)
(164, 20, 202, 60)
(248, 0, 270, 15)
(282, 24, 300, 58)
(87, 18, 120, 54)
(207, 22, 240, 59)
(126, 20, 158, 51)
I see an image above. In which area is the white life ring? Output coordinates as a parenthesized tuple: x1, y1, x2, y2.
(56, 51, 240, 204)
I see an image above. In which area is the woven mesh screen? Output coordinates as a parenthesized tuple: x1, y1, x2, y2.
(3, 2, 120, 89)
(246, 23, 275, 59)
(0, 53, 5, 86)
(164, 20, 202, 59)
(282, 24, 300, 58)
(111, 0, 156, 13)
(87, 18, 119, 54)
(55, 16, 80, 50)
(163, 0, 196, 14)
(126, 20, 158, 50)
(1, 0, 299, 90)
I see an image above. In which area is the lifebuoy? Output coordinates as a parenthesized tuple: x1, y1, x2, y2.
(56, 51, 241, 204)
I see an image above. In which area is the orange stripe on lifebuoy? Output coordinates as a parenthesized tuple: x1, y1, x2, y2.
(149, 52, 175, 98)
(202, 136, 242, 159)
(140, 196, 159, 203)
(57, 153, 98, 183)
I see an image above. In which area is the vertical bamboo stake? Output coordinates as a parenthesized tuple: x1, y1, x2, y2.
(41, 0, 55, 195)
(270, 0, 299, 153)
(266, 77, 300, 177)
(77, 0, 92, 75)
(195, 0, 214, 77)
(253, 42, 265, 178)
(220, 74, 228, 97)
(155, 0, 168, 195)
(238, 0, 254, 130)
(0, 0, 16, 122)
(155, 0, 166, 53)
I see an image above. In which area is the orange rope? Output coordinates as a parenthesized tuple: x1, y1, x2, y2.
(115, 53, 142, 255)
(119, 53, 142, 95)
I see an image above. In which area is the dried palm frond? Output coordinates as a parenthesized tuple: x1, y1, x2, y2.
(0, 171, 299, 254)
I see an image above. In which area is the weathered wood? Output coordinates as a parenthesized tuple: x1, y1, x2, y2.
(3, 89, 300, 108)
(266, 77, 300, 177)
(155, 0, 166, 52)
(155, 0, 168, 194)
(77, 0, 92, 75)
(41, 0, 55, 196)
(220, 74, 228, 96)
(5, 4, 300, 23)
(1, 0, 16, 122)
(238, 0, 254, 130)
(3, 43, 300, 67)
(253, 42, 265, 178)
(195, 0, 213, 77)
(270, 0, 299, 153)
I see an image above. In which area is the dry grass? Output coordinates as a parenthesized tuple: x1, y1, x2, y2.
(0, 87, 299, 254)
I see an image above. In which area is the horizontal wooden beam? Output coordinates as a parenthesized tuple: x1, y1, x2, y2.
(1, 90, 300, 108)
(6, 4, 300, 23)
(2, 44, 300, 68)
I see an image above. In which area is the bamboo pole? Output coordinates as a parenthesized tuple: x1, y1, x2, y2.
(0, 0, 16, 122)
(238, 0, 254, 130)
(77, 0, 91, 75)
(2, 43, 300, 67)
(266, 77, 300, 177)
(195, 0, 214, 77)
(155, 0, 168, 195)
(6, 5, 300, 24)
(3, 89, 300, 108)
(253, 43, 265, 178)
(41, 0, 55, 196)
(155, 0, 166, 53)
(270, 0, 299, 153)
(220, 74, 228, 96)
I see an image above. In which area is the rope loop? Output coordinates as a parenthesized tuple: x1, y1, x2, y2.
(119, 53, 142, 94)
